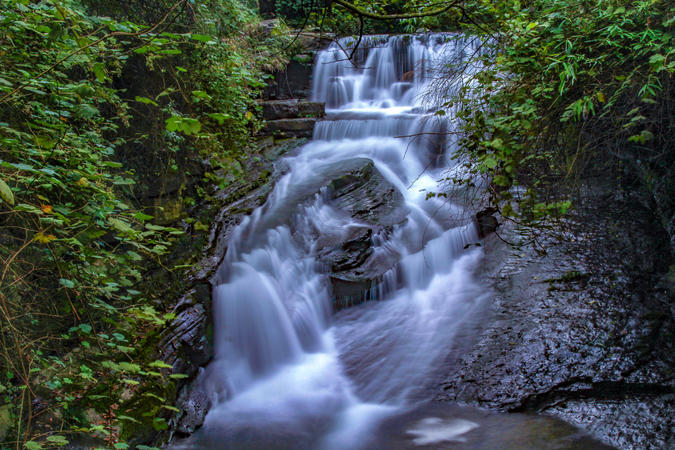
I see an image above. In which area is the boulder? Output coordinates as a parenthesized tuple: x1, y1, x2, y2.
(291, 31, 336, 51)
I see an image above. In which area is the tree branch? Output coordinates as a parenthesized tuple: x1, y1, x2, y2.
(332, 0, 460, 21)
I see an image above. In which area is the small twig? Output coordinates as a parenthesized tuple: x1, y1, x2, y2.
(348, 15, 364, 61)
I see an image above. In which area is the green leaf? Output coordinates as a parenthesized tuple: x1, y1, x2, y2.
(0, 178, 14, 206)
(484, 156, 498, 169)
(149, 360, 173, 369)
(24, 442, 43, 450)
(162, 405, 180, 412)
(208, 112, 231, 125)
(118, 362, 141, 373)
(15, 204, 42, 214)
(59, 278, 75, 289)
(46, 435, 69, 446)
(169, 373, 188, 379)
(152, 417, 169, 431)
(117, 415, 140, 423)
(109, 218, 135, 234)
(135, 96, 158, 106)
(190, 34, 215, 43)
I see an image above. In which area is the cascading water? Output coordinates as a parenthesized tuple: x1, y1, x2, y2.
(180, 34, 491, 449)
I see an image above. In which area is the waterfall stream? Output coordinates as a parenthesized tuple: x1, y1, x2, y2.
(174, 34, 606, 450)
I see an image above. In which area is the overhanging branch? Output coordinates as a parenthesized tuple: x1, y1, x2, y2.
(332, 0, 460, 20)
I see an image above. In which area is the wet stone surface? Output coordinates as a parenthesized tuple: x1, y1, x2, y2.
(438, 185, 674, 449)
(311, 158, 408, 309)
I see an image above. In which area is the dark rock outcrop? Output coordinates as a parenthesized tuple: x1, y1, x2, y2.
(326, 160, 407, 227)
(158, 285, 213, 377)
(309, 158, 408, 309)
(262, 32, 333, 100)
(438, 181, 674, 450)
(474, 207, 499, 238)
(175, 381, 211, 436)
(140, 138, 306, 444)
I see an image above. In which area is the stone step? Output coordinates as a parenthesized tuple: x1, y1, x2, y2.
(261, 117, 317, 138)
(260, 99, 325, 120)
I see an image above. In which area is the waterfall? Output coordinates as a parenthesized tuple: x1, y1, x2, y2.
(185, 33, 488, 449)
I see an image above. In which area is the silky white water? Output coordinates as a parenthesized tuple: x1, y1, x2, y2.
(187, 34, 489, 449)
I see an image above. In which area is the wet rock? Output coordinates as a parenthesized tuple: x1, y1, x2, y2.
(261, 99, 299, 120)
(158, 285, 214, 378)
(310, 158, 407, 308)
(297, 101, 325, 118)
(175, 382, 211, 436)
(474, 207, 499, 238)
(327, 158, 407, 227)
(291, 31, 336, 51)
(438, 180, 673, 449)
(260, 100, 326, 121)
(262, 118, 317, 138)
(262, 31, 333, 100)
(264, 60, 314, 100)
(321, 228, 373, 272)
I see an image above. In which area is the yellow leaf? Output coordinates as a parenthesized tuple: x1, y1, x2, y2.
(597, 91, 605, 103)
(41, 204, 53, 214)
(76, 177, 89, 187)
(35, 232, 56, 244)
(245, 111, 253, 120)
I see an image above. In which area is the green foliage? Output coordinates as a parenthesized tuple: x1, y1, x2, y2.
(448, 0, 673, 227)
(0, 0, 289, 447)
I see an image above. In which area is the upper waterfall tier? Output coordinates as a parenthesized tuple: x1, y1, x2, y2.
(312, 34, 480, 110)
